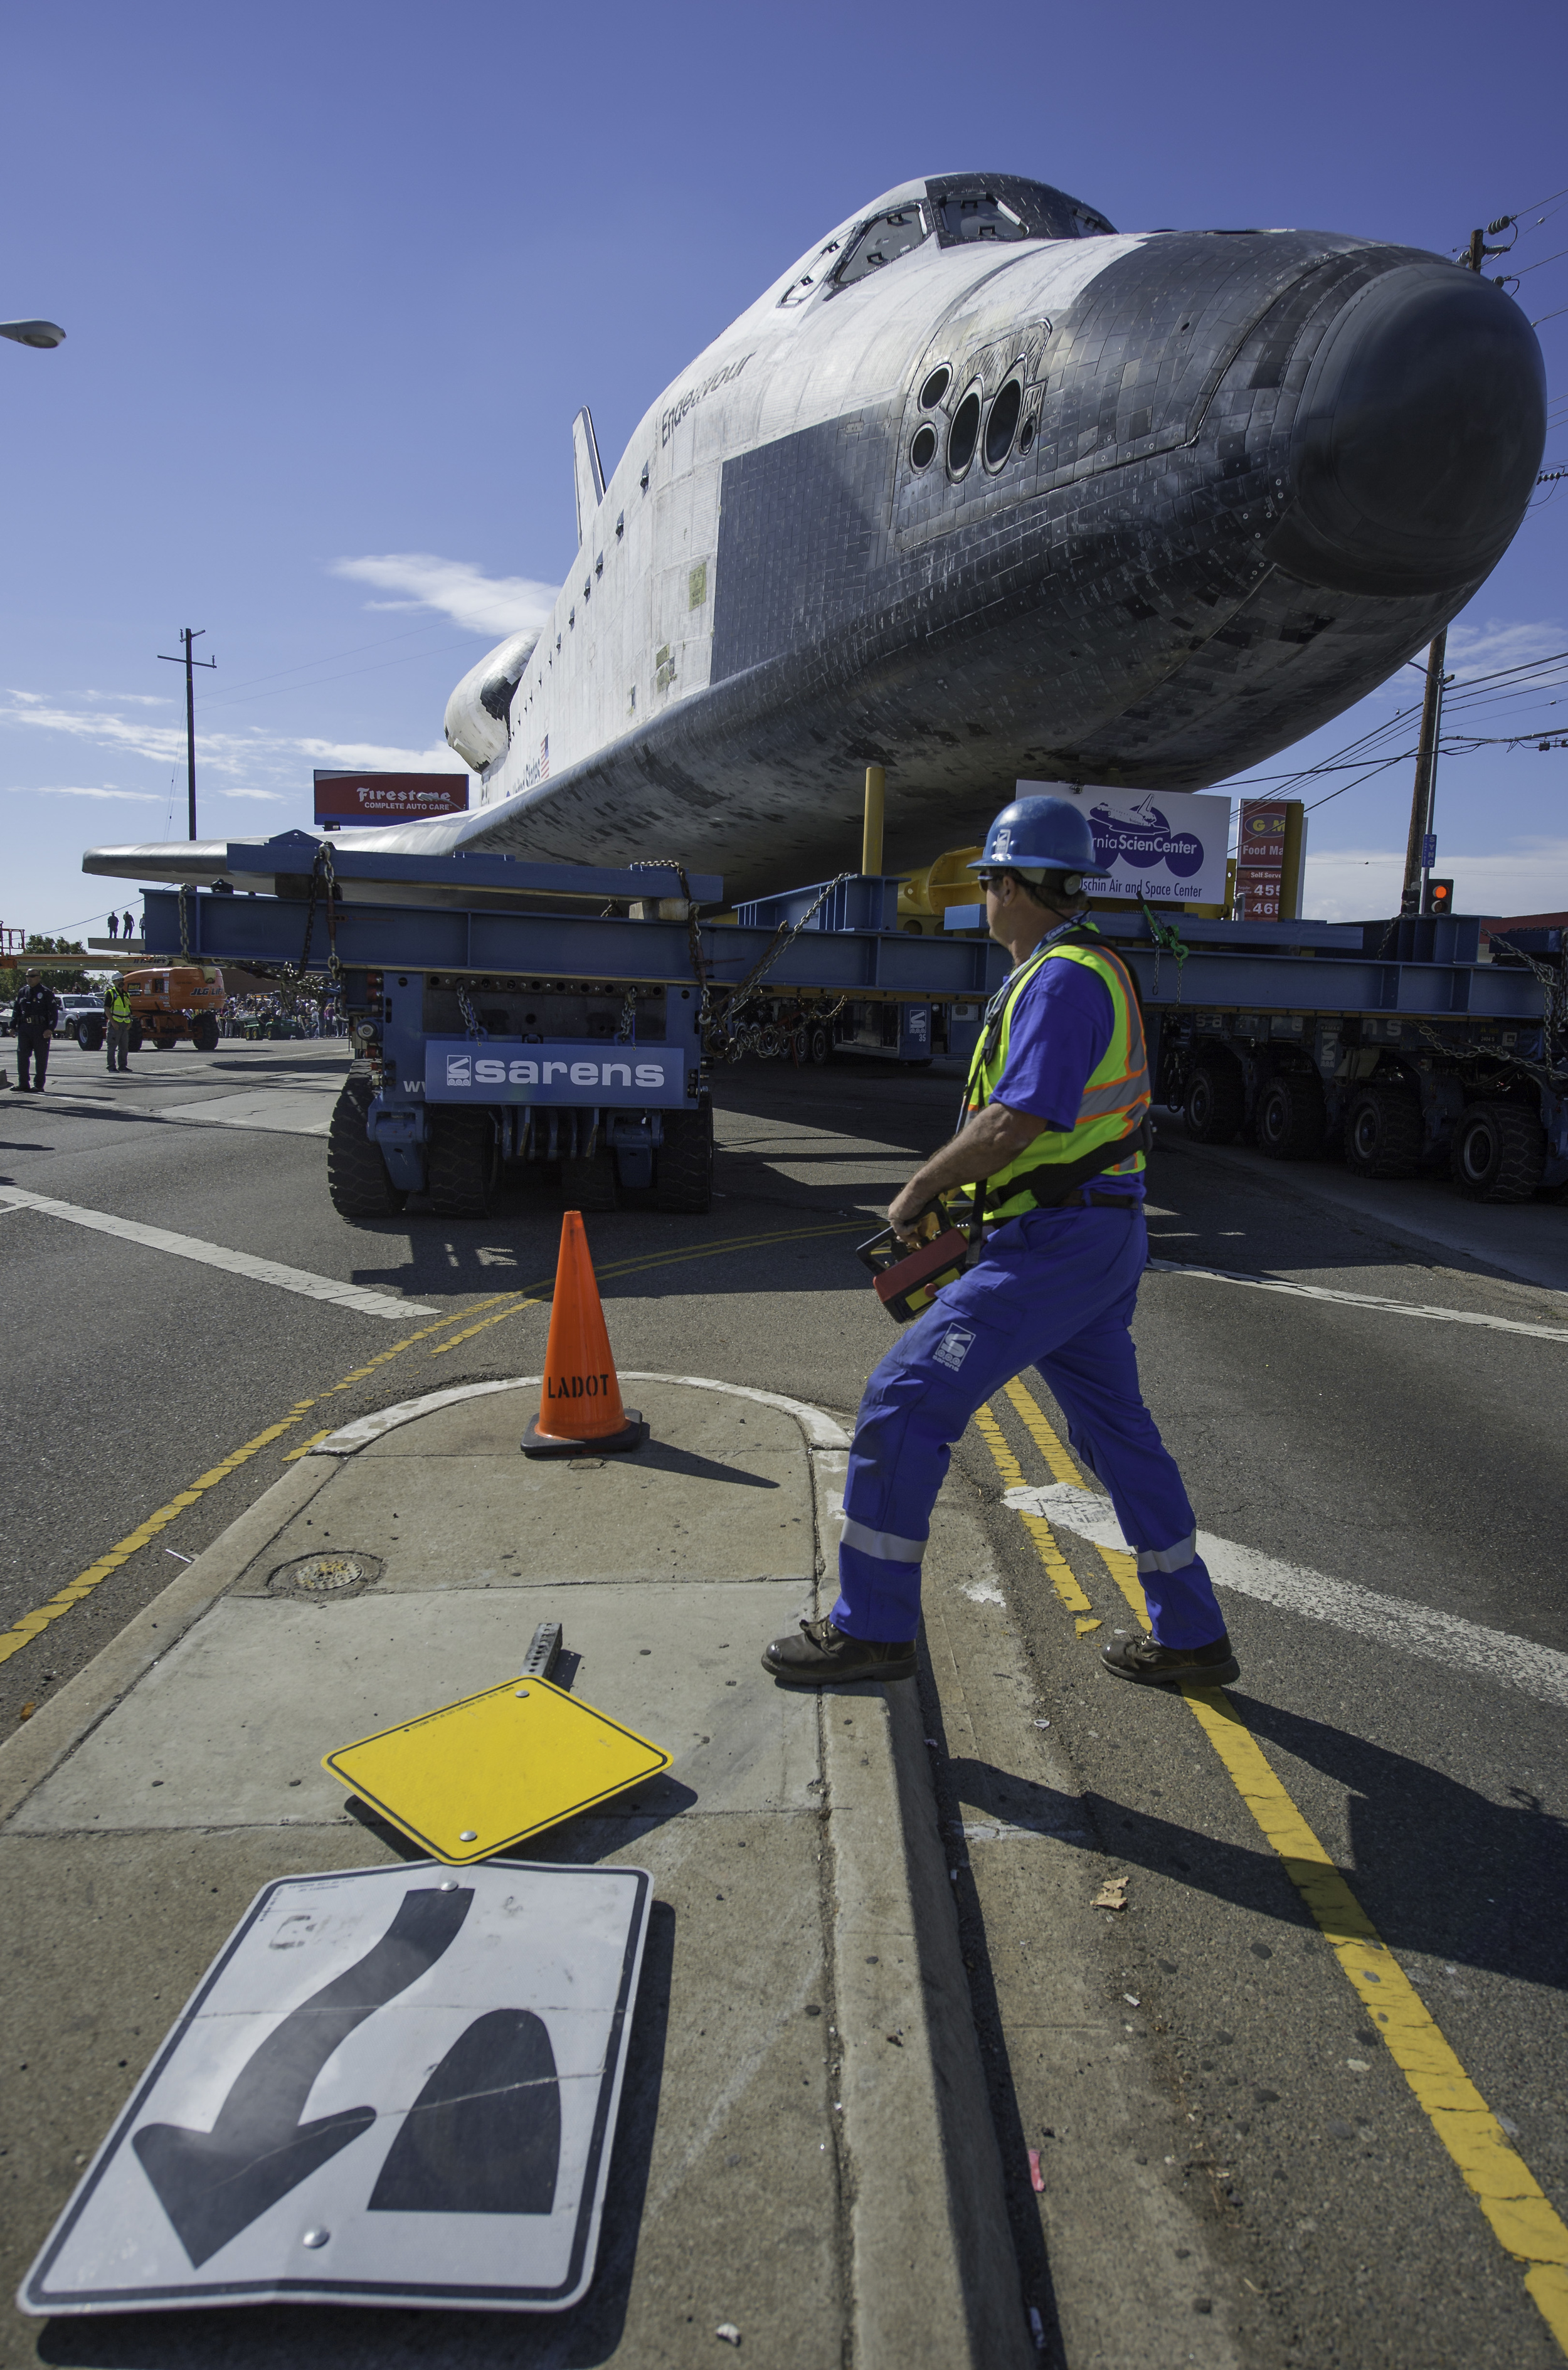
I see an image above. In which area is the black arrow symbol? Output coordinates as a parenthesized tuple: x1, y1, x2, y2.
(133, 1885, 472, 2266)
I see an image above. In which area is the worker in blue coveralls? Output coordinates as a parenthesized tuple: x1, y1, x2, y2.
(763, 793, 1237, 1693)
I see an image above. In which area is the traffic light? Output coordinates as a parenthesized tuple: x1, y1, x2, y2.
(1422, 878, 1454, 916)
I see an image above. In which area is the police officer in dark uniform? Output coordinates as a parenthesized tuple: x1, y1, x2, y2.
(13, 970, 60, 1092)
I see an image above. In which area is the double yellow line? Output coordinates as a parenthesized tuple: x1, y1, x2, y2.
(0, 1218, 862, 1672)
(975, 1377, 1568, 2359)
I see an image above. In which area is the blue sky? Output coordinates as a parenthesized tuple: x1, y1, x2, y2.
(3, 0, 1564, 934)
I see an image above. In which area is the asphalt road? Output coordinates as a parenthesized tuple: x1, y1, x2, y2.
(2, 1035, 1565, 2367)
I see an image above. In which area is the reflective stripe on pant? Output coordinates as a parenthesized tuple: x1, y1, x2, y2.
(832, 1204, 1226, 1649)
(106, 1020, 130, 1071)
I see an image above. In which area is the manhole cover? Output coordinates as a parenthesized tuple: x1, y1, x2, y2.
(268, 1551, 383, 1601)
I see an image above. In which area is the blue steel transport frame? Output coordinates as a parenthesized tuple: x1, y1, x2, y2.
(140, 845, 1567, 1216)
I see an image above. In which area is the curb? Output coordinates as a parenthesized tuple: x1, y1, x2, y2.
(0, 1456, 334, 1828)
(0, 1375, 1027, 2366)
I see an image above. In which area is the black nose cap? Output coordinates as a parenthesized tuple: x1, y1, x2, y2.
(1266, 263, 1545, 597)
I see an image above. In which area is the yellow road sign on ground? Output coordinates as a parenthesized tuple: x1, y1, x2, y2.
(324, 1677, 670, 1863)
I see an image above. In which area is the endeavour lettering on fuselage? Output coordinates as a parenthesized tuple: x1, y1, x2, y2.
(661, 352, 754, 448)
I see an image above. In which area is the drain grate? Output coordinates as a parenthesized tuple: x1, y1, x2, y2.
(268, 1551, 383, 1601)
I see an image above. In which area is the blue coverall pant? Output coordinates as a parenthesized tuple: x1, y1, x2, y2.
(832, 1202, 1226, 1649)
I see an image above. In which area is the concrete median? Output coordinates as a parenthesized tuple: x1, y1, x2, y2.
(1, 1372, 1029, 2367)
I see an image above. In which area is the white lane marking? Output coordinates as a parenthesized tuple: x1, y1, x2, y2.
(0, 1187, 433, 1321)
(1004, 1483, 1568, 1712)
(311, 1371, 852, 1454)
(1147, 1257, 1568, 1341)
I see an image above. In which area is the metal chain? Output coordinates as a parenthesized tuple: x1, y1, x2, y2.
(615, 988, 638, 1044)
(277, 843, 345, 1007)
(177, 884, 191, 960)
(1140, 899, 1189, 1004)
(456, 984, 482, 1039)
(704, 872, 857, 1058)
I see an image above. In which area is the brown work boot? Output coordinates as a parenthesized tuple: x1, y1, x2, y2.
(762, 1615, 916, 1687)
(1100, 1632, 1239, 1688)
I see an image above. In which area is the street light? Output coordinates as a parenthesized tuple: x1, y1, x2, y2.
(0, 320, 66, 349)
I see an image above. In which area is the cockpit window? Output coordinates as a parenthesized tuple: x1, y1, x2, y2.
(835, 205, 929, 285)
(924, 172, 1116, 247)
(938, 194, 1029, 245)
(778, 238, 843, 307)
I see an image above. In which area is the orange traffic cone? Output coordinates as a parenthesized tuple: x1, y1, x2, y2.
(522, 1212, 646, 1459)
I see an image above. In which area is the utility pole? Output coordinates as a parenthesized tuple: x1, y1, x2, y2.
(1399, 215, 1512, 915)
(1400, 630, 1448, 913)
(157, 627, 216, 840)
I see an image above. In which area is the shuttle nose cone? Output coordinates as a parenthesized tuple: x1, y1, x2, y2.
(1267, 264, 1545, 597)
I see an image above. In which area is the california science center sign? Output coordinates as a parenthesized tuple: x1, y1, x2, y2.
(1017, 781, 1231, 906)
(426, 1041, 686, 1106)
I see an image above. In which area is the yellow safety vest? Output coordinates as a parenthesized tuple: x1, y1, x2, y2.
(964, 924, 1151, 1220)
(106, 988, 131, 1025)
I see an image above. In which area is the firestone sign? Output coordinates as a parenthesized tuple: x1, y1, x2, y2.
(1017, 781, 1231, 906)
(314, 771, 470, 827)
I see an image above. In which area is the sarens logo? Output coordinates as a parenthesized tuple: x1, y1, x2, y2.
(447, 1055, 670, 1087)
(431, 1039, 678, 1104)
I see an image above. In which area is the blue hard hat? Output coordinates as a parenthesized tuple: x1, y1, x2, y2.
(970, 795, 1098, 876)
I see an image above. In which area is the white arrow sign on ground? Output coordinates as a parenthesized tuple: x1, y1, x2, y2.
(21, 1860, 650, 2316)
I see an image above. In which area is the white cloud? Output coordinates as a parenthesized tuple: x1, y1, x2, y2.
(83, 690, 171, 707)
(331, 553, 556, 638)
(1444, 616, 1565, 673)
(0, 692, 471, 797)
(6, 783, 161, 801)
(299, 736, 464, 773)
(1305, 840, 1568, 922)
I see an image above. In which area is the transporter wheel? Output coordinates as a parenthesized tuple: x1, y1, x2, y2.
(1256, 1071, 1325, 1160)
(652, 1102, 714, 1212)
(428, 1108, 498, 1219)
(1449, 1100, 1547, 1202)
(1184, 1058, 1245, 1145)
(807, 1022, 832, 1066)
(1343, 1084, 1422, 1180)
(191, 1012, 220, 1052)
(75, 1020, 104, 1052)
(128, 1023, 144, 1053)
(561, 1150, 618, 1212)
(327, 1074, 408, 1219)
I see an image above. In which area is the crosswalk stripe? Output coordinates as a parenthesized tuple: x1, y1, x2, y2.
(0, 1186, 433, 1321)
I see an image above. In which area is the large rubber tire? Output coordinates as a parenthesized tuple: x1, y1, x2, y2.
(327, 1074, 408, 1218)
(652, 1103, 714, 1212)
(428, 1108, 497, 1219)
(808, 1022, 832, 1066)
(191, 1012, 220, 1052)
(75, 1020, 104, 1052)
(1184, 1059, 1246, 1145)
(1344, 1084, 1423, 1180)
(129, 1024, 144, 1053)
(1256, 1071, 1325, 1160)
(561, 1151, 618, 1211)
(1449, 1100, 1547, 1202)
